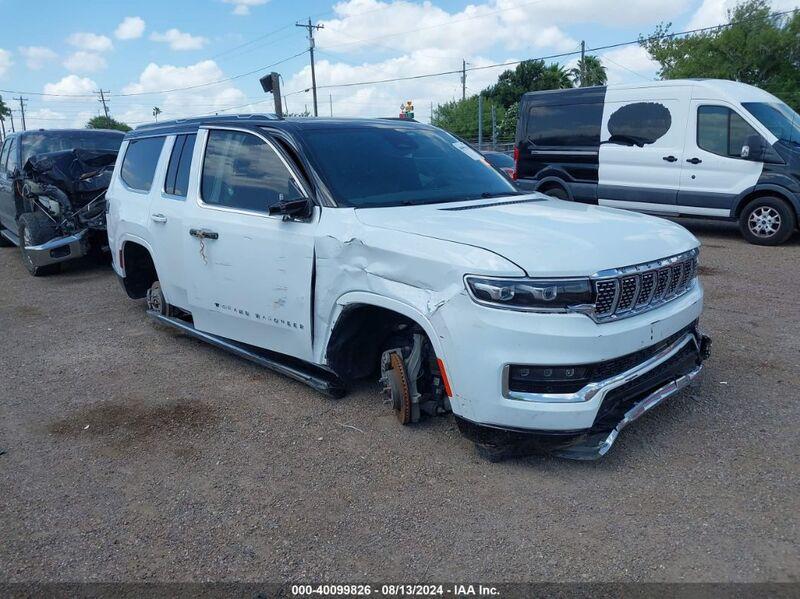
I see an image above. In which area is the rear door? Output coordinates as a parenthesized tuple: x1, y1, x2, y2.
(676, 101, 764, 216)
(598, 86, 690, 212)
(147, 133, 197, 309)
(182, 126, 318, 362)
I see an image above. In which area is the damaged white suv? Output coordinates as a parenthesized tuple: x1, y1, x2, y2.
(106, 115, 710, 460)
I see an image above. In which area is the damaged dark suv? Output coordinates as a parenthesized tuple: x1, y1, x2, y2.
(0, 129, 124, 275)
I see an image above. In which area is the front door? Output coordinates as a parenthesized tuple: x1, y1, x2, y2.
(183, 127, 318, 363)
(0, 137, 18, 231)
(676, 101, 764, 217)
(598, 89, 690, 213)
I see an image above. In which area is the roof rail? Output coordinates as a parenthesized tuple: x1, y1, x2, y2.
(133, 113, 281, 132)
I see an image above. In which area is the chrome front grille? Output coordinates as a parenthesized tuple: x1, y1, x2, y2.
(589, 249, 699, 322)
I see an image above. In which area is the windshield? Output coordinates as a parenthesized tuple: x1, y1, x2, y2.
(21, 131, 124, 165)
(742, 101, 800, 145)
(298, 125, 518, 208)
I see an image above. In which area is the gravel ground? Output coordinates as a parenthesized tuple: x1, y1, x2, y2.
(0, 218, 798, 583)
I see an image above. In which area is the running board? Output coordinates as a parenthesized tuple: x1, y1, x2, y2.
(147, 311, 346, 398)
(1, 228, 20, 246)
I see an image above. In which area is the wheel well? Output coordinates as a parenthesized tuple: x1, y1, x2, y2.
(325, 304, 427, 381)
(122, 242, 158, 299)
(736, 189, 797, 219)
(537, 180, 569, 196)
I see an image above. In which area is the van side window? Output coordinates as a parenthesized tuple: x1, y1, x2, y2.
(527, 103, 603, 147)
(697, 106, 760, 158)
(121, 137, 165, 192)
(164, 134, 196, 197)
(201, 130, 294, 213)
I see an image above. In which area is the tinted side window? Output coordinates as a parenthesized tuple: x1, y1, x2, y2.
(164, 134, 196, 197)
(527, 103, 602, 147)
(6, 138, 19, 172)
(698, 106, 759, 158)
(121, 137, 165, 191)
(0, 140, 10, 172)
(201, 130, 293, 213)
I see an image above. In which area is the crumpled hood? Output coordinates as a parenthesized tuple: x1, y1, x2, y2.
(355, 195, 699, 277)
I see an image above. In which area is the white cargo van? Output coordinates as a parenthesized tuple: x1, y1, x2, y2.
(514, 79, 800, 245)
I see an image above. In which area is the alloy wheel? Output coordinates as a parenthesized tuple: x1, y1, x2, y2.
(748, 206, 782, 238)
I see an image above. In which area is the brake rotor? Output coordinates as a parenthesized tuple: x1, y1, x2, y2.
(384, 351, 413, 425)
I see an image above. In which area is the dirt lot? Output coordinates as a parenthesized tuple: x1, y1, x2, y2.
(0, 219, 798, 583)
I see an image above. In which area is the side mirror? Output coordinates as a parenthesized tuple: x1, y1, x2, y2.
(269, 196, 313, 220)
(741, 134, 766, 161)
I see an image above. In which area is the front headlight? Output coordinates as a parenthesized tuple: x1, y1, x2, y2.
(465, 275, 594, 311)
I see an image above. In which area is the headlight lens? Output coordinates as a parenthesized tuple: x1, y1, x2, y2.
(465, 276, 594, 310)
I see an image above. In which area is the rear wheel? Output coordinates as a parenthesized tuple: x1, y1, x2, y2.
(18, 212, 61, 276)
(739, 196, 796, 246)
(540, 185, 570, 200)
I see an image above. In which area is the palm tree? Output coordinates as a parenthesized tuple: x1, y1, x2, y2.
(540, 63, 574, 90)
(570, 55, 608, 87)
(152, 106, 162, 122)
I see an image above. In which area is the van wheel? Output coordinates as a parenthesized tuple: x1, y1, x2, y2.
(540, 185, 570, 200)
(739, 197, 796, 246)
(18, 212, 61, 276)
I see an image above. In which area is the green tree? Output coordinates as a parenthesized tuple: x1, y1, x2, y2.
(498, 101, 519, 140)
(431, 95, 503, 139)
(0, 96, 10, 138)
(86, 115, 132, 132)
(569, 55, 608, 87)
(484, 59, 573, 109)
(641, 0, 800, 110)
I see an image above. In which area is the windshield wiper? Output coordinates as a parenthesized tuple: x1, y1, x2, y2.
(479, 191, 524, 198)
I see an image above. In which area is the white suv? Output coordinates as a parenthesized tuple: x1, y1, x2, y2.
(106, 115, 711, 460)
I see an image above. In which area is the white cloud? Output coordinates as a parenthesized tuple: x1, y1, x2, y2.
(150, 29, 208, 51)
(117, 60, 248, 125)
(0, 49, 13, 78)
(222, 0, 270, 16)
(67, 32, 113, 53)
(600, 45, 660, 85)
(43, 75, 97, 101)
(687, 0, 798, 29)
(63, 51, 107, 74)
(24, 107, 95, 130)
(115, 16, 146, 40)
(19, 46, 57, 70)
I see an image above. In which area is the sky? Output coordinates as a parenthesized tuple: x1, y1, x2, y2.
(0, 0, 797, 131)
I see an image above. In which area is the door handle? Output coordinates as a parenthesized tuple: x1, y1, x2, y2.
(189, 228, 219, 240)
(686, 157, 702, 164)
(662, 155, 678, 162)
(150, 213, 167, 223)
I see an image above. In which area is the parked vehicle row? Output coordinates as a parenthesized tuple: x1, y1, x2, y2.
(100, 114, 711, 460)
(513, 79, 800, 245)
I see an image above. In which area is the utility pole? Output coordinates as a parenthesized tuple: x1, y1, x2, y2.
(580, 40, 586, 87)
(329, 94, 333, 117)
(9, 109, 15, 133)
(296, 18, 324, 117)
(14, 97, 27, 131)
(477, 94, 483, 150)
(97, 89, 111, 118)
(461, 59, 466, 101)
(491, 103, 497, 150)
(0, 95, 6, 141)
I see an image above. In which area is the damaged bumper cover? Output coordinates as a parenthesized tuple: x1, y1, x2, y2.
(23, 229, 89, 268)
(457, 328, 712, 460)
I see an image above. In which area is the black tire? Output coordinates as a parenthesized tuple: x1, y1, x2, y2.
(739, 196, 796, 246)
(540, 185, 570, 200)
(18, 212, 62, 276)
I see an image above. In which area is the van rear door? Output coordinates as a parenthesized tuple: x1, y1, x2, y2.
(598, 87, 690, 213)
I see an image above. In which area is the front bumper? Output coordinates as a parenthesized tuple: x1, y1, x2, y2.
(456, 330, 711, 460)
(23, 229, 89, 267)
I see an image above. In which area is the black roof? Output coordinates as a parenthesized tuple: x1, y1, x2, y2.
(126, 114, 428, 140)
(520, 85, 607, 106)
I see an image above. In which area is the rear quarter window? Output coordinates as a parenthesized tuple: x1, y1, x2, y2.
(120, 137, 165, 192)
(526, 103, 603, 147)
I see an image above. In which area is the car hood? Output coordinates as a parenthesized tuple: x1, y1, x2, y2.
(354, 194, 699, 277)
